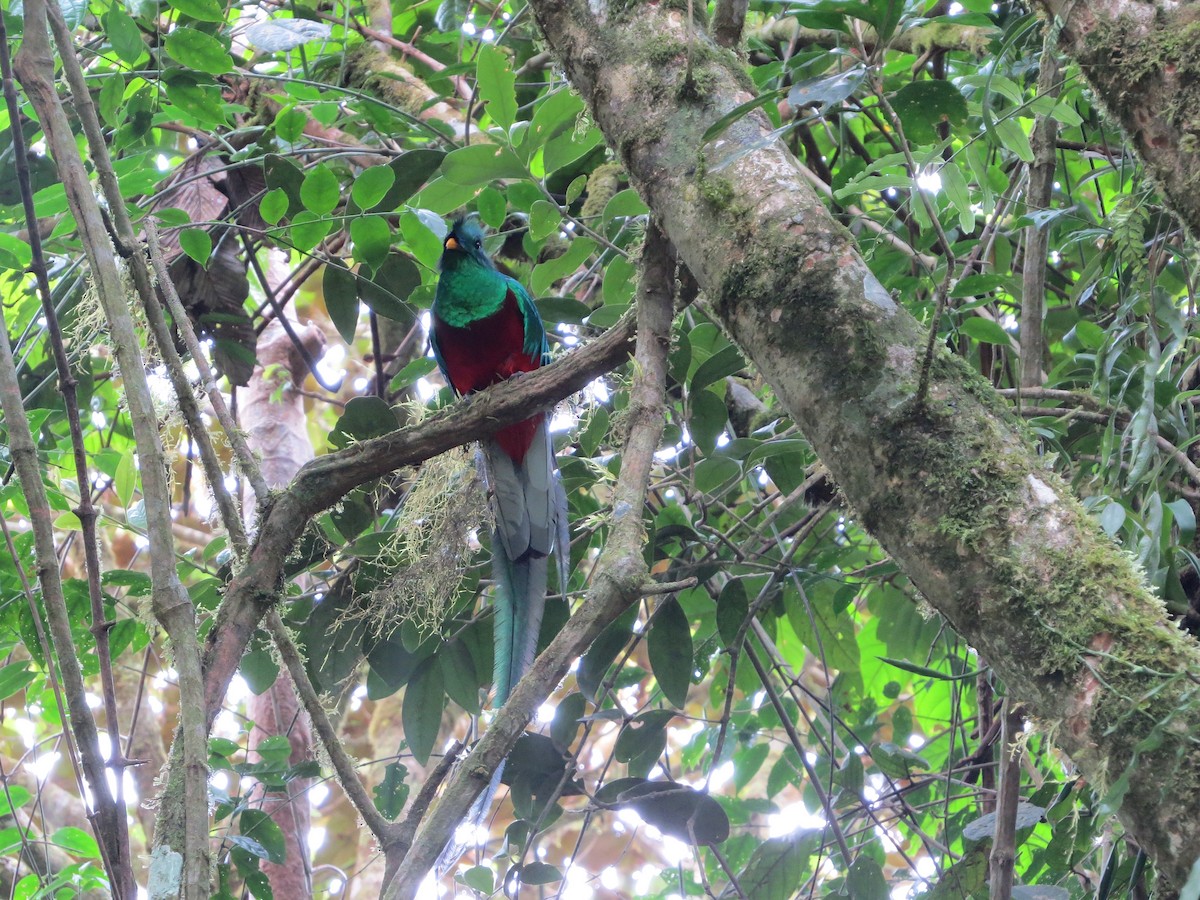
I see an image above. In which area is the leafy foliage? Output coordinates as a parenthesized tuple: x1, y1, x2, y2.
(0, 0, 1194, 894)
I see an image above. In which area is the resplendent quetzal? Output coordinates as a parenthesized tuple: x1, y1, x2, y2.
(430, 215, 569, 859)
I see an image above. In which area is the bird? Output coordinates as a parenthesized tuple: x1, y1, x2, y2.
(429, 214, 569, 867)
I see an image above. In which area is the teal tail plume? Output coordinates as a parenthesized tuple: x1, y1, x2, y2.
(435, 425, 567, 875)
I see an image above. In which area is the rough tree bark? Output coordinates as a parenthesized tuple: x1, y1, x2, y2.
(519, 0, 1200, 889)
(1036, 0, 1200, 237)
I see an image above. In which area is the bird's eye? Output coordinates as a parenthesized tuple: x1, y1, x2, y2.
(475, 239, 482, 249)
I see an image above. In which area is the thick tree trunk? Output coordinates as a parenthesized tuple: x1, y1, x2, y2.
(525, 0, 1200, 888)
(1038, 0, 1200, 237)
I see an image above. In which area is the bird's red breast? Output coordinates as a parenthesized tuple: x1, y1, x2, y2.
(433, 287, 544, 461)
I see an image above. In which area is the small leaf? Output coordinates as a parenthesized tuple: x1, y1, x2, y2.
(373, 762, 410, 820)
(255, 735, 293, 764)
(716, 578, 749, 648)
(0, 233, 32, 270)
(440, 640, 480, 715)
(0, 786, 31, 817)
(259, 188, 289, 226)
(114, 450, 136, 508)
(615, 710, 674, 763)
(578, 606, 636, 701)
(959, 316, 1013, 347)
(358, 254, 419, 322)
(878, 656, 979, 681)
(50, 826, 100, 858)
(463, 866, 493, 893)
(323, 261, 359, 344)
(733, 830, 820, 900)
(691, 344, 746, 393)
(476, 186, 507, 227)
(289, 211, 332, 252)
(440, 144, 528, 185)
(847, 856, 889, 900)
(402, 656, 444, 765)
(350, 216, 392, 271)
(787, 66, 866, 111)
(239, 809, 287, 864)
(239, 640, 279, 695)
(0, 661, 35, 702)
(164, 29, 232, 75)
(329, 397, 397, 449)
(179, 228, 212, 266)
(550, 692, 586, 751)
(891, 80, 968, 144)
(647, 598, 693, 707)
(352, 165, 397, 211)
(300, 163, 340, 216)
(476, 44, 517, 130)
(517, 862, 562, 886)
(104, 7, 146, 64)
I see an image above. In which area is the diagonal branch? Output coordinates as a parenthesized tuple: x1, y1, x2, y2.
(200, 311, 636, 730)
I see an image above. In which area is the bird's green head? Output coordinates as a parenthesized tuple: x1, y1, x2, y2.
(441, 216, 495, 271)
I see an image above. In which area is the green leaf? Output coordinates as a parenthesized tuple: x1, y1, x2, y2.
(352, 165, 397, 211)
(179, 229, 212, 265)
(878, 656, 979, 681)
(517, 862, 562, 885)
(847, 856, 889, 900)
(403, 657, 444, 766)
(648, 598, 693, 708)
(323, 261, 359, 343)
(162, 70, 228, 127)
(300, 163, 340, 216)
(615, 709, 674, 763)
(373, 762, 410, 820)
(114, 450, 136, 508)
(959, 316, 1013, 347)
(734, 831, 820, 900)
(165, 29, 232, 75)
(329, 396, 397, 449)
(288, 211, 332, 252)
(259, 188, 289, 226)
(209, 737, 240, 758)
(578, 606, 636, 700)
(255, 735, 293, 764)
(350, 216, 392, 271)
(239, 642, 279, 695)
(378, 150, 446, 210)
(239, 809, 287, 864)
(359, 254, 420, 322)
(166, 0, 223, 21)
(0, 661, 34, 702)
(0, 785, 31, 817)
(275, 107, 308, 143)
(694, 456, 740, 493)
(691, 344, 746, 393)
(440, 640, 480, 714)
(890, 81, 968, 144)
(529, 200, 562, 242)
(50, 826, 100, 859)
(532, 237, 595, 295)
(993, 116, 1034, 163)
(550, 692, 586, 751)
(476, 44, 517, 130)
(440, 144, 528, 185)
(104, 7, 146, 64)
(961, 803, 1045, 841)
(244, 18, 331, 51)
(476, 186, 507, 227)
(0, 233, 32, 271)
(389, 357, 438, 392)
(463, 865, 493, 893)
(716, 578, 749, 648)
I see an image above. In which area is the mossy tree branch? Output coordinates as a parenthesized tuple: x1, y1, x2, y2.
(1037, 0, 1200, 236)
(16, 2, 209, 892)
(523, 0, 1200, 888)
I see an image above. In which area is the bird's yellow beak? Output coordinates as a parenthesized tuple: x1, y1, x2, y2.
(445, 236, 459, 251)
